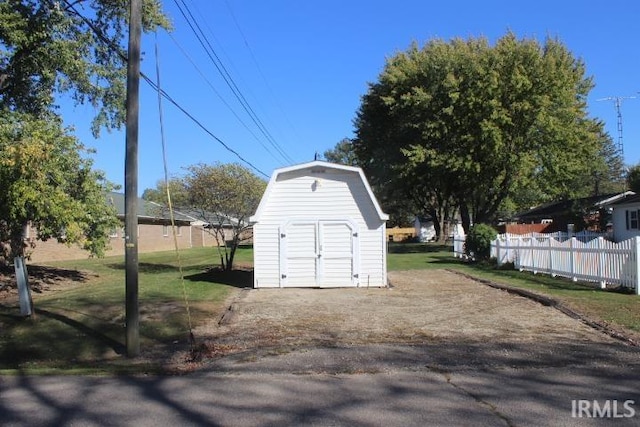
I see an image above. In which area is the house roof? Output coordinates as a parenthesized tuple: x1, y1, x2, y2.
(606, 192, 640, 207)
(513, 192, 634, 221)
(107, 192, 195, 224)
(250, 160, 389, 222)
(172, 207, 245, 227)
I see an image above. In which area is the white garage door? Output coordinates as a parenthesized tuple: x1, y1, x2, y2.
(280, 220, 359, 287)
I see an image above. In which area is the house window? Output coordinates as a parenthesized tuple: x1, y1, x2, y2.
(163, 225, 169, 237)
(626, 210, 640, 230)
(109, 228, 118, 238)
(176, 226, 182, 236)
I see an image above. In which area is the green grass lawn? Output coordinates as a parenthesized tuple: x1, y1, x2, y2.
(0, 243, 637, 374)
(0, 246, 254, 374)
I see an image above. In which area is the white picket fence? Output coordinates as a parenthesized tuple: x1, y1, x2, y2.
(453, 233, 640, 294)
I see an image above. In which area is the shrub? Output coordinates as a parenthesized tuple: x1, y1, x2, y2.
(465, 224, 497, 261)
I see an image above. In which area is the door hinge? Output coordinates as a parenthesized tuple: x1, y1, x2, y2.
(280, 233, 286, 238)
(281, 274, 287, 279)
(353, 274, 359, 278)
(353, 232, 358, 237)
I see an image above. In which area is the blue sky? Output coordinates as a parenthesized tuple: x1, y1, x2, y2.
(61, 0, 640, 193)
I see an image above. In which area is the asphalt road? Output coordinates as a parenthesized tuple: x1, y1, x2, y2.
(1, 342, 639, 427)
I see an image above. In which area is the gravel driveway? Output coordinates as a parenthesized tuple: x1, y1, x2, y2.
(196, 269, 617, 360)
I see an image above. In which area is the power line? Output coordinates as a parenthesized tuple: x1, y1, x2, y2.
(166, 32, 281, 161)
(142, 74, 269, 177)
(174, 0, 293, 164)
(223, 0, 303, 151)
(172, 0, 294, 164)
(58, 0, 269, 178)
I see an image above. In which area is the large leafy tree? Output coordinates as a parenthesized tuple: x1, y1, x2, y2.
(143, 163, 267, 271)
(0, 0, 170, 135)
(0, 111, 120, 266)
(354, 33, 608, 237)
(0, 1, 170, 266)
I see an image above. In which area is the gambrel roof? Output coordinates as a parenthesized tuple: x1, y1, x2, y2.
(250, 161, 388, 223)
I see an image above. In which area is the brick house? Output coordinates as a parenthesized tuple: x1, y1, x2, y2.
(27, 192, 243, 263)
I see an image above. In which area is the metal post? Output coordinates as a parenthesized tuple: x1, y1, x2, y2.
(125, 0, 142, 358)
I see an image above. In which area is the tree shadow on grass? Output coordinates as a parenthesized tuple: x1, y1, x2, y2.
(34, 308, 126, 355)
(106, 262, 180, 273)
(184, 267, 253, 289)
(0, 265, 92, 294)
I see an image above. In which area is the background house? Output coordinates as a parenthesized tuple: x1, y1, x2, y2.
(250, 161, 389, 288)
(608, 193, 640, 242)
(505, 192, 633, 234)
(27, 192, 237, 262)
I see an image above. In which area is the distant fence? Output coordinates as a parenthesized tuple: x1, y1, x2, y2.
(453, 232, 639, 294)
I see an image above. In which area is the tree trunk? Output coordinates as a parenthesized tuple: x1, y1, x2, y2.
(459, 203, 471, 234)
(9, 224, 27, 261)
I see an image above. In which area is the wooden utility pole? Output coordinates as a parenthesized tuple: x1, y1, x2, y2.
(125, 0, 142, 358)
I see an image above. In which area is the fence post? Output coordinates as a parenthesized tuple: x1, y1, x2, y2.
(635, 237, 640, 295)
(517, 236, 524, 271)
(548, 237, 554, 276)
(597, 237, 606, 289)
(570, 237, 577, 281)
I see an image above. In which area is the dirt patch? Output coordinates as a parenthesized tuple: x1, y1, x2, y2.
(192, 270, 618, 360)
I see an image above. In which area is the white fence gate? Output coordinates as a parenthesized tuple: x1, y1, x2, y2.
(453, 233, 640, 294)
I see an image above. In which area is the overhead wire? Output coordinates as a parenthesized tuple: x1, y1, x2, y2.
(172, 0, 294, 164)
(166, 32, 281, 161)
(141, 74, 269, 178)
(222, 0, 303, 151)
(58, 0, 269, 178)
(188, 0, 299, 163)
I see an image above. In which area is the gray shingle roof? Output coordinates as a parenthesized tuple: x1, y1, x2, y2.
(106, 192, 195, 224)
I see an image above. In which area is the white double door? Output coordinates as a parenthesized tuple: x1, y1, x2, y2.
(280, 220, 358, 287)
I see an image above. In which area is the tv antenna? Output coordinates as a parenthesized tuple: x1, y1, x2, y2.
(597, 95, 636, 160)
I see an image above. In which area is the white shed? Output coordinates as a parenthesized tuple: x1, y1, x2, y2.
(250, 161, 389, 288)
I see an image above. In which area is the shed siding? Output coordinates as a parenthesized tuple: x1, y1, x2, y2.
(253, 225, 281, 287)
(253, 166, 386, 288)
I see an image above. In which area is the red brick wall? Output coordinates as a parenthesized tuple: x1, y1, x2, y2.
(28, 223, 193, 263)
(26, 223, 251, 263)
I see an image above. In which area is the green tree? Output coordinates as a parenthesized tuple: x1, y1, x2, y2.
(141, 178, 188, 205)
(0, 1, 170, 268)
(354, 33, 606, 236)
(145, 163, 267, 271)
(627, 164, 640, 193)
(323, 138, 358, 166)
(589, 131, 626, 195)
(0, 111, 119, 266)
(0, 0, 170, 135)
